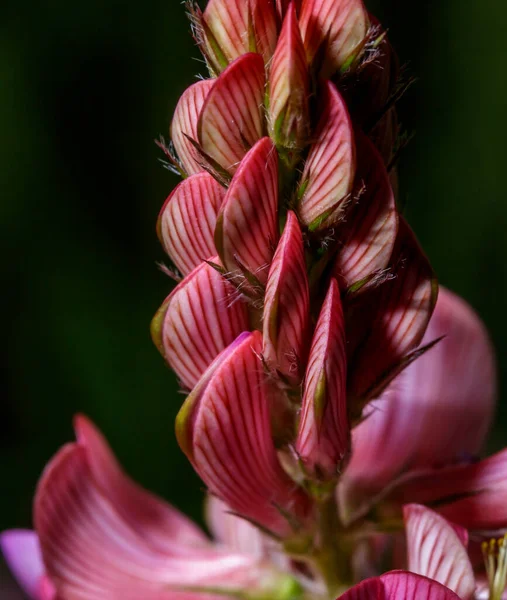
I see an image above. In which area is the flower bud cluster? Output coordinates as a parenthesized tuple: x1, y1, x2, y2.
(152, 0, 437, 537)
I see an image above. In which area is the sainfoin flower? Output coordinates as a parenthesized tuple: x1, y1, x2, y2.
(2, 0, 505, 598)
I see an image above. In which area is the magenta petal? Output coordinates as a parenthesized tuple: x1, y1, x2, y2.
(198, 54, 265, 174)
(295, 278, 348, 479)
(338, 576, 385, 599)
(157, 172, 225, 276)
(299, 0, 369, 75)
(263, 211, 310, 383)
(171, 79, 214, 176)
(0, 530, 52, 600)
(152, 259, 250, 390)
(403, 505, 475, 600)
(215, 138, 279, 287)
(334, 131, 398, 289)
(381, 571, 462, 599)
(177, 331, 310, 536)
(298, 81, 355, 230)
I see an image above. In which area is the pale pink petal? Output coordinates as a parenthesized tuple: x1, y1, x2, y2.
(171, 79, 214, 176)
(263, 210, 310, 384)
(34, 424, 277, 599)
(176, 331, 310, 537)
(206, 496, 271, 559)
(202, 0, 277, 71)
(0, 530, 55, 600)
(298, 81, 355, 230)
(157, 173, 225, 275)
(387, 449, 507, 531)
(268, 3, 309, 149)
(340, 287, 496, 517)
(406, 287, 496, 468)
(334, 131, 398, 289)
(151, 259, 249, 390)
(215, 137, 279, 287)
(299, 0, 369, 76)
(295, 278, 348, 479)
(198, 53, 265, 174)
(403, 504, 475, 600)
(73, 415, 208, 550)
(346, 218, 437, 407)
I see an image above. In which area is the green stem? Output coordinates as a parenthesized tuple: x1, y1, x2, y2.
(313, 494, 353, 598)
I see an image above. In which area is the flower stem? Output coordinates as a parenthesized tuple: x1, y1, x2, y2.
(313, 493, 352, 598)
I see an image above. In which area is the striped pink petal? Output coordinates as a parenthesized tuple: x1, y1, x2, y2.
(299, 0, 370, 76)
(202, 0, 277, 71)
(263, 211, 310, 384)
(268, 3, 309, 150)
(298, 81, 355, 231)
(403, 504, 475, 600)
(387, 449, 507, 531)
(171, 79, 214, 176)
(157, 173, 225, 276)
(295, 278, 348, 479)
(176, 331, 310, 537)
(198, 53, 266, 174)
(151, 259, 249, 390)
(334, 132, 398, 289)
(215, 137, 279, 287)
(346, 218, 437, 406)
(34, 420, 273, 600)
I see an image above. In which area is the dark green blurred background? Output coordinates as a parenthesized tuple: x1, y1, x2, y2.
(1, 0, 506, 595)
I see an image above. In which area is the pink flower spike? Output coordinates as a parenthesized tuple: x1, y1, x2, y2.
(263, 210, 310, 384)
(268, 3, 309, 150)
(215, 137, 279, 288)
(198, 53, 266, 175)
(298, 81, 355, 231)
(176, 331, 310, 536)
(151, 259, 249, 390)
(338, 572, 462, 599)
(171, 79, 214, 176)
(295, 278, 348, 480)
(346, 217, 437, 406)
(0, 530, 55, 600)
(403, 504, 475, 600)
(201, 0, 277, 72)
(334, 131, 398, 289)
(157, 172, 225, 276)
(299, 0, 370, 76)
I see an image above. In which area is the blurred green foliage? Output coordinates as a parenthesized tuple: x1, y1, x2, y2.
(0, 0, 506, 559)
